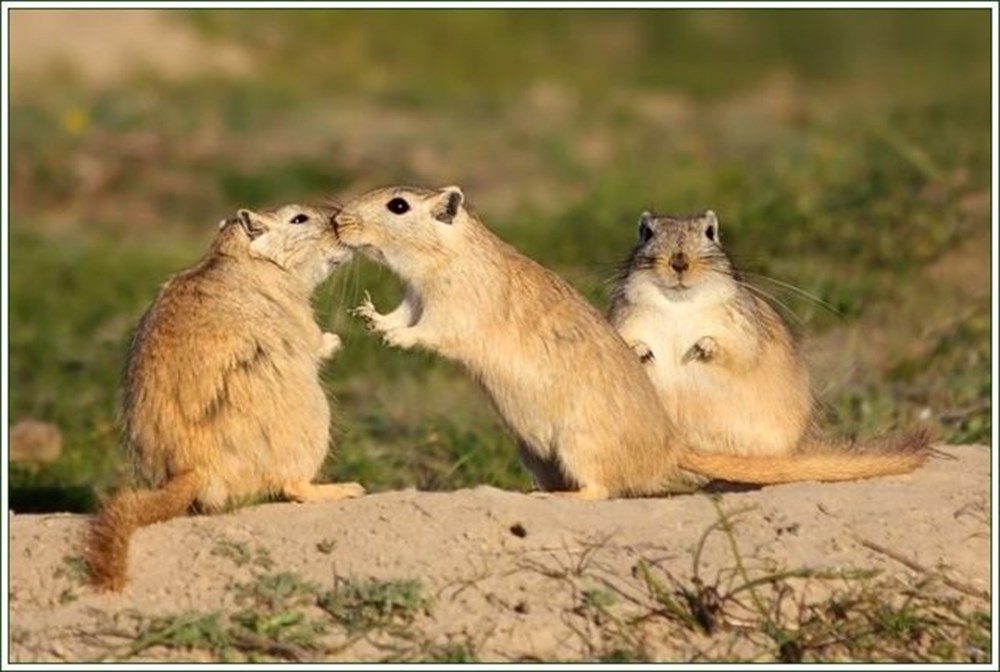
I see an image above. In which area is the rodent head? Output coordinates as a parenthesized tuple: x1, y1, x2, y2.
(219, 203, 352, 289)
(333, 185, 467, 277)
(628, 210, 732, 294)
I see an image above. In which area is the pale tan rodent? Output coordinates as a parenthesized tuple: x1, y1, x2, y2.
(609, 209, 930, 472)
(86, 204, 364, 592)
(332, 185, 921, 500)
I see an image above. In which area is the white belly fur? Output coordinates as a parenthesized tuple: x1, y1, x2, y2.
(615, 279, 806, 456)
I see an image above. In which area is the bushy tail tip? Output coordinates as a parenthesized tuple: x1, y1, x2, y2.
(83, 471, 202, 592)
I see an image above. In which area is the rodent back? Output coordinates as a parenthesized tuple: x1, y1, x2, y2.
(122, 220, 332, 486)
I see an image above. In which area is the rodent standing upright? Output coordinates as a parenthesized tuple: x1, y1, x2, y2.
(609, 209, 930, 475)
(86, 204, 364, 592)
(332, 185, 923, 499)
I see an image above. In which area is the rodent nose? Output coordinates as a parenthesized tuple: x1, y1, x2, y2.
(670, 252, 689, 273)
(334, 213, 359, 227)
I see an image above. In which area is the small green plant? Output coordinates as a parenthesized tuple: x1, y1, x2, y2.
(55, 555, 90, 584)
(120, 613, 231, 660)
(212, 539, 275, 569)
(235, 572, 318, 612)
(229, 609, 328, 658)
(628, 500, 992, 663)
(317, 578, 430, 633)
(422, 640, 480, 663)
(114, 609, 328, 663)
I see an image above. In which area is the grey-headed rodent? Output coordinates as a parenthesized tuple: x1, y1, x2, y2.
(609, 209, 930, 475)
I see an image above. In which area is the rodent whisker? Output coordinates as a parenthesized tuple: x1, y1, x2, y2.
(736, 280, 808, 327)
(740, 271, 843, 318)
(603, 256, 639, 289)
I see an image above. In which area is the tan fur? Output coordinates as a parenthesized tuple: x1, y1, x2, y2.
(85, 204, 363, 592)
(335, 186, 702, 500)
(86, 471, 203, 592)
(678, 429, 931, 483)
(610, 210, 931, 480)
(335, 188, 929, 498)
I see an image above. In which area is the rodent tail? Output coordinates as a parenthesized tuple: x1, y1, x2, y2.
(84, 470, 203, 592)
(678, 428, 933, 485)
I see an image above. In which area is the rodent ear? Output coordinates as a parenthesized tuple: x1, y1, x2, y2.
(637, 211, 657, 243)
(703, 210, 720, 242)
(434, 186, 464, 225)
(237, 209, 268, 240)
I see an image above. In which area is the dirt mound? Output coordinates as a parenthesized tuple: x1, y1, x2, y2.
(8, 445, 990, 663)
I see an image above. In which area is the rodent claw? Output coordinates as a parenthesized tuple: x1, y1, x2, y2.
(351, 293, 381, 331)
(682, 336, 719, 364)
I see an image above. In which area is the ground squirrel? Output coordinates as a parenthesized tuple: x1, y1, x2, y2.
(85, 204, 364, 591)
(609, 209, 930, 476)
(332, 185, 924, 500)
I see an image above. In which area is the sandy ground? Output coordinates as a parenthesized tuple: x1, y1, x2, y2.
(7, 444, 991, 663)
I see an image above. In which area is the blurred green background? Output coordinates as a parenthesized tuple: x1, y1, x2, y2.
(8, 8, 991, 512)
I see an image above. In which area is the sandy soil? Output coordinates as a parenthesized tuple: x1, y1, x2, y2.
(8, 444, 990, 663)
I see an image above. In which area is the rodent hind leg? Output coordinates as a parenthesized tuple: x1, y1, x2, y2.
(281, 481, 366, 503)
(517, 441, 572, 492)
(523, 444, 613, 500)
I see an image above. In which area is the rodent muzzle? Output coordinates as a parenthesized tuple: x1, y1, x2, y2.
(332, 213, 362, 238)
(669, 252, 690, 273)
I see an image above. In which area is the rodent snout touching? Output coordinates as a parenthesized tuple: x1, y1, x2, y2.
(669, 252, 689, 273)
(332, 212, 362, 239)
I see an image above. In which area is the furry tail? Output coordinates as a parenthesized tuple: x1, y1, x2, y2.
(84, 471, 203, 592)
(678, 429, 933, 485)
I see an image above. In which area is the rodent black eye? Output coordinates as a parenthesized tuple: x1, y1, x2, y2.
(290, 213, 310, 225)
(386, 197, 411, 215)
(705, 225, 716, 241)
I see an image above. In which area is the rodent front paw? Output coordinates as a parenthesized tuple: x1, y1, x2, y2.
(683, 336, 719, 364)
(381, 327, 420, 351)
(320, 332, 342, 359)
(351, 291, 383, 332)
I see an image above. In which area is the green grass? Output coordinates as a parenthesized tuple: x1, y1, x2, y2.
(105, 572, 433, 662)
(8, 9, 991, 511)
(317, 577, 430, 633)
(211, 540, 276, 570)
(81, 506, 990, 663)
(562, 502, 992, 663)
(235, 572, 319, 612)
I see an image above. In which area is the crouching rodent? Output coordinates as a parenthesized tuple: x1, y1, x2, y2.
(609, 209, 930, 479)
